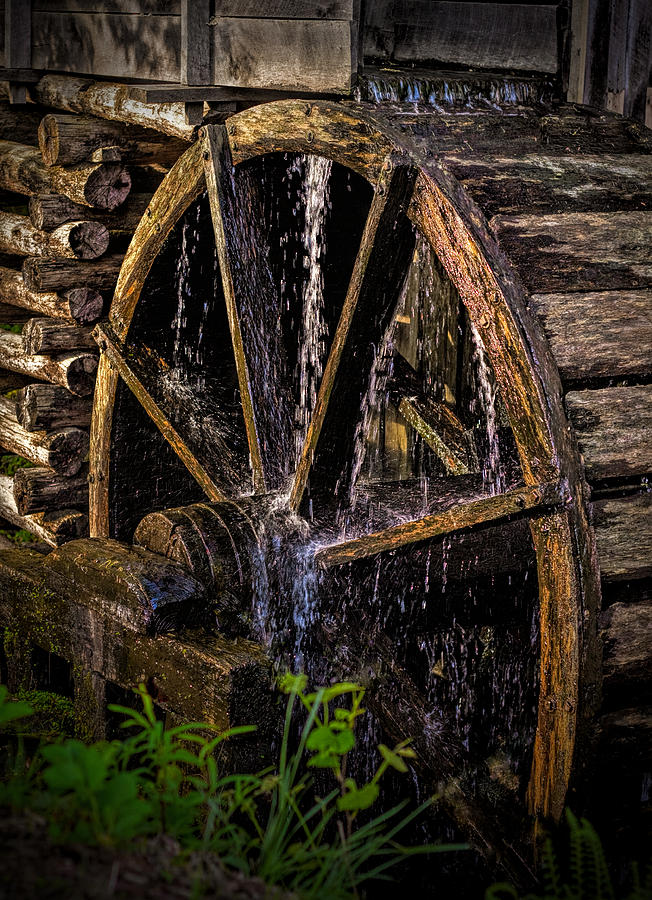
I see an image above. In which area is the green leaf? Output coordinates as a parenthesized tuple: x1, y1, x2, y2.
(379, 744, 409, 773)
(306, 725, 355, 757)
(278, 673, 308, 695)
(337, 781, 380, 812)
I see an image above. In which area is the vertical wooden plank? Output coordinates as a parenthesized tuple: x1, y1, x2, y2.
(567, 0, 591, 104)
(584, 0, 612, 108)
(623, 0, 652, 121)
(4, 0, 30, 103)
(606, 0, 628, 114)
(181, 0, 211, 85)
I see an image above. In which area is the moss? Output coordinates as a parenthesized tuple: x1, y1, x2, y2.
(14, 689, 75, 737)
(0, 454, 35, 476)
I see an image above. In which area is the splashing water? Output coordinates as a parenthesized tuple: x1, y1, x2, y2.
(469, 323, 504, 493)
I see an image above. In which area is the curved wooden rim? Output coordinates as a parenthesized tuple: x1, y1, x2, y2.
(90, 99, 601, 823)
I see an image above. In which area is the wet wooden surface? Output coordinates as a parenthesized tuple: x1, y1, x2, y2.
(566, 385, 652, 480)
(593, 493, 652, 581)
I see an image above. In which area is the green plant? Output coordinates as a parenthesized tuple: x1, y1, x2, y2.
(0, 678, 463, 898)
(0, 454, 34, 477)
(487, 810, 652, 900)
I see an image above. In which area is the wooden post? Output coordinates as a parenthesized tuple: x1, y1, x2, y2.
(4, 0, 31, 104)
(181, 0, 211, 85)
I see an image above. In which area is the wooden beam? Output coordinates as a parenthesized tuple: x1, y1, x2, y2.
(22, 317, 96, 355)
(316, 481, 564, 567)
(22, 254, 124, 293)
(0, 395, 89, 475)
(0, 212, 109, 259)
(4, 0, 31, 104)
(31, 75, 197, 142)
(29, 192, 150, 232)
(14, 382, 90, 432)
(181, 0, 210, 85)
(530, 289, 652, 383)
(566, 385, 652, 481)
(594, 492, 652, 581)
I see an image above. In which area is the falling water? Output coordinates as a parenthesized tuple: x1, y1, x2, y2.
(295, 155, 332, 462)
(469, 323, 504, 493)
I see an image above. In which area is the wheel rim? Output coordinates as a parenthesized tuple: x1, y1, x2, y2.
(89, 100, 601, 823)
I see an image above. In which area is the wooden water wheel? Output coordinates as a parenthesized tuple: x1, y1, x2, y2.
(85, 98, 619, 830)
(1, 97, 649, 872)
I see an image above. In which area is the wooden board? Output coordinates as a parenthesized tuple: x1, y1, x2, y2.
(565, 385, 652, 481)
(212, 17, 356, 93)
(446, 153, 652, 216)
(530, 289, 652, 382)
(212, 1, 355, 16)
(363, 1, 558, 73)
(491, 211, 652, 293)
(32, 2, 179, 11)
(593, 492, 652, 580)
(31, 12, 181, 82)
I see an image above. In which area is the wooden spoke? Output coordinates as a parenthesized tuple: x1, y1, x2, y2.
(289, 153, 417, 511)
(95, 323, 228, 503)
(390, 354, 476, 475)
(315, 481, 564, 568)
(202, 125, 265, 492)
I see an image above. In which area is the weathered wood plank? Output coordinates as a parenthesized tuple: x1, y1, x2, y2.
(593, 493, 652, 580)
(13, 465, 88, 516)
(22, 317, 95, 354)
(0, 103, 43, 144)
(0, 140, 131, 208)
(22, 254, 124, 293)
(31, 75, 196, 142)
(31, 12, 181, 82)
(212, 18, 356, 93)
(363, 1, 558, 73)
(0, 395, 88, 474)
(0, 546, 271, 733)
(0, 329, 97, 395)
(181, 0, 210, 85)
(32, 1, 179, 11)
(601, 599, 652, 695)
(38, 114, 187, 168)
(0, 266, 103, 324)
(0, 211, 108, 259)
(0, 475, 87, 546)
(446, 154, 652, 216)
(539, 107, 651, 155)
(491, 212, 652, 293)
(530, 290, 652, 382)
(213, 1, 354, 16)
(14, 382, 90, 432)
(566, 385, 652, 481)
(623, 0, 652, 122)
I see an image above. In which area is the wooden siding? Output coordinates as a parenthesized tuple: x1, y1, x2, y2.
(363, 1, 560, 74)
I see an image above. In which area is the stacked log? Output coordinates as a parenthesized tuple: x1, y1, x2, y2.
(0, 98, 183, 547)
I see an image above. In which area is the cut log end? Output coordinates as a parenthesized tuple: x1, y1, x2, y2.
(64, 287, 104, 324)
(38, 114, 60, 168)
(63, 353, 99, 396)
(84, 164, 132, 210)
(67, 221, 110, 259)
(44, 427, 90, 477)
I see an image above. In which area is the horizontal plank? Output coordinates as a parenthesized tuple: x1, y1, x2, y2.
(33, 1, 178, 10)
(601, 599, 652, 695)
(212, 18, 355, 93)
(446, 154, 652, 216)
(566, 385, 652, 481)
(125, 83, 241, 102)
(491, 212, 652, 293)
(31, 12, 181, 82)
(540, 108, 652, 154)
(364, 1, 558, 73)
(530, 290, 652, 382)
(593, 493, 652, 581)
(212, 1, 354, 17)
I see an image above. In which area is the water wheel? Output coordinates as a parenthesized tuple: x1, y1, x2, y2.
(85, 99, 604, 839)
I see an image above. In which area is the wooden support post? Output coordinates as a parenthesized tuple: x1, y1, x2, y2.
(4, 0, 32, 104)
(181, 0, 211, 85)
(0, 267, 104, 324)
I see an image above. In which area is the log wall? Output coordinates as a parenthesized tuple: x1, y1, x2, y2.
(0, 96, 184, 547)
